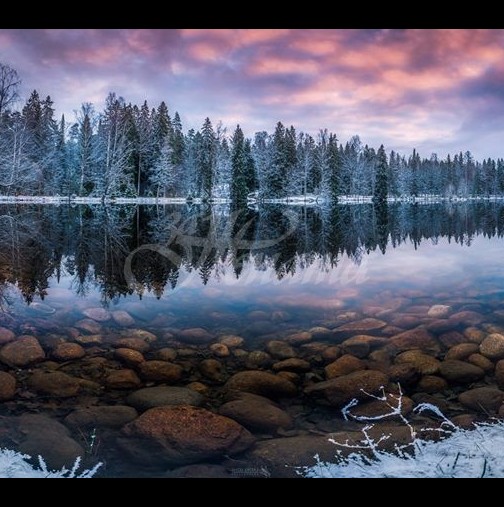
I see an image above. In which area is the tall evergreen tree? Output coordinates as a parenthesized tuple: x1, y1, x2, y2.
(230, 125, 248, 204)
(373, 144, 388, 202)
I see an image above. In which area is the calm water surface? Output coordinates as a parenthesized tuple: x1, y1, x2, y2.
(1, 202, 504, 477)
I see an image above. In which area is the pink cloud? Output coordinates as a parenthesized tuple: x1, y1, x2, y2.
(248, 56, 318, 76)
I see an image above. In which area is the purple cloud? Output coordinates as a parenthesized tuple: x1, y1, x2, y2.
(1, 28, 504, 160)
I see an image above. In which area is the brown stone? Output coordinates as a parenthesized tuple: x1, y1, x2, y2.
(155, 347, 177, 361)
(381, 325, 405, 337)
(111, 310, 135, 327)
(321, 346, 341, 362)
(127, 329, 158, 343)
(480, 333, 504, 360)
(495, 360, 504, 388)
(199, 358, 227, 383)
(0, 336, 45, 367)
(115, 347, 145, 367)
(444, 343, 480, 361)
(276, 371, 300, 384)
(105, 369, 142, 389)
(127, 386, 204, 411)
(395, 350, 441, 375)
(305, 369, 389, 407)
(137, 361, 183, 383)
(65, 406, 138, 429)
(425, 319, 455, 334)
(438, 331, 467, 348)
(209, 343, 230, 357)
(0, 327, 15, 345)
(325, 354, 366, 379)
(82, 307, 111, 322)
(340, 337, 368, 358)
(417, 375, 448, 393)
(341, 335, 388, 358)
(113, 337, 151, 353)
(389, 315, 426, 329)
(177, 327, 214, 344)
(463, 327, 486, 344)
(265, 340, 296, 360)
(218, 335, 245, 348)
(219, 393, 293, 433)
(246, 435, 349, 478)
(388, 364, 419, 386)
(347, 393, 414, 419)
(467, 353, 494, 372)
(119, 406, 255, 466)
(0, 371, 16, 401)
(51, 342, 86, 361)
(459, 387, 504, 413)
(388, 328, 440, 354)
(74, 334, 103, 346)
(449, 311, 485, 326)
(308, 327, 333, 340)
(272, 358, 311, 372)
(17, 414, 84, 470)
(285, 332, 312, 345)
(75, 319, 102, 335)
(368, 348, 394, 364)
(225, 371, 297, 398)
(333, 318, 387, 336)
(29, 370, 80, 397)
(245, 350, 272, 369)
(232, 349, 248, 359)
(438, 360, 485, 384)
(451, 413, 478, 429)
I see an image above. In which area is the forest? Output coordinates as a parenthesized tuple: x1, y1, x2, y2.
(1, 62, 504, 202)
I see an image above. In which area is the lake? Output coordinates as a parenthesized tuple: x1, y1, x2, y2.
(1, 201, 504, 477)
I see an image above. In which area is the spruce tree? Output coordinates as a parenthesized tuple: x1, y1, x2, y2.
(373, 144, 388, 203)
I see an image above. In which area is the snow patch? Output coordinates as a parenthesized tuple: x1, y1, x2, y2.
(0, 450, 101, 478)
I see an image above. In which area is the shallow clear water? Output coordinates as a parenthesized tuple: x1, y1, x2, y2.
(1, 202, 504, 477)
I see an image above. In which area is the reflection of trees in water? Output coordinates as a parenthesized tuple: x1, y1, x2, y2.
(1, 201, 504, 302)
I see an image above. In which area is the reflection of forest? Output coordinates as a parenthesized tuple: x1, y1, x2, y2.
(0, 201, 503, 303)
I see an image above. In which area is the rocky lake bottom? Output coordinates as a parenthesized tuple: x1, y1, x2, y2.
(1, 288, 504, 477)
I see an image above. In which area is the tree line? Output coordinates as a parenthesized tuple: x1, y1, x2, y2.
(1, 62, 504, 202)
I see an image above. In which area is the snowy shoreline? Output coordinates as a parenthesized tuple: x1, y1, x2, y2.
(1, 194, 504, 206)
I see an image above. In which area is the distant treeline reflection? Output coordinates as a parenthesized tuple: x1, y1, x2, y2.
(0, 202, 503, 303)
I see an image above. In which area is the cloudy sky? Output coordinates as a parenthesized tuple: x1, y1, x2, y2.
(0, 28, 503, 160)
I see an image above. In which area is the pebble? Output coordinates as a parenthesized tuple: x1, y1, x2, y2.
(51, 342, 86, 361)
(0, 335, 45, 367)
(325, 354, 366, 379)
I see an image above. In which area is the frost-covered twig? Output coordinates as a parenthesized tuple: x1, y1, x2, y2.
(302, 385, 504, 478)
(0, 449, 102, 478)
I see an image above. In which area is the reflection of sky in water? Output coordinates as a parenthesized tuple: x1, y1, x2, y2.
(15, 233, 504, 330)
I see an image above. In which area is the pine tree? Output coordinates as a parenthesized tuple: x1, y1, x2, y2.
(373, 144, 388, 202)
(230, 125, 248, 204)
(198, 117, 215, 199)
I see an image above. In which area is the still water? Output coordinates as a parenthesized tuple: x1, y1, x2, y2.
(0, 202, 504, 477)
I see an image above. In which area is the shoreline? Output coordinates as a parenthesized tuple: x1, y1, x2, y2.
(1, 194, 504, 206)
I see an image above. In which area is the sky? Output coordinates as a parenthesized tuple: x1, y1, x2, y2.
(0, 28, 503, 161)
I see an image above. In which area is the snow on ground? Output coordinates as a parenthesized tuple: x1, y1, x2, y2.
(0, 450, 101, 478)
(302, 389, 504, 478)
(303, 420, 504, 478)
(1, 194, 504, 206)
